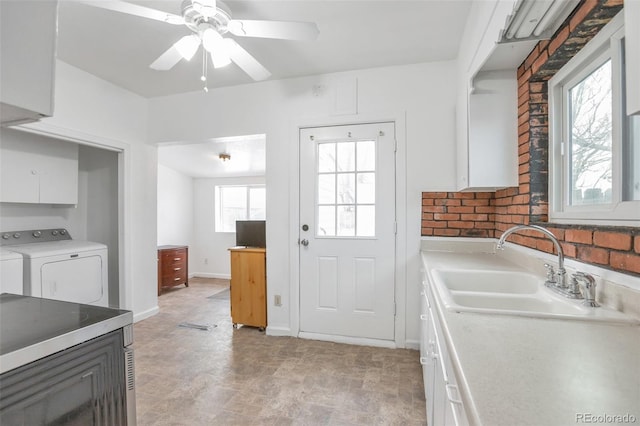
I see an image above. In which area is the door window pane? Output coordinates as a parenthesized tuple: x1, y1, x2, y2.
(568, 60, 612, 206)
(337, 205, 356, 236)
(318, 206, 336, 236)
(318, 143, 336, 172)
(337, 142, 356, 171)
(337, 173, 355, 204)
(357, 173, 375, 204)
(318, 174, 335, 204)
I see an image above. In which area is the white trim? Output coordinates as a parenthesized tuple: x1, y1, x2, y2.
(133, 306, 159, 323)
(266, 326, 292, 337)
(298, 331, 397, 349)
(548, 11, 639, 225)
(14, 121, 136, 312)
(404, 339, 420, 350)
(288, 111, 408, 348)
(192, 272, 231, 280)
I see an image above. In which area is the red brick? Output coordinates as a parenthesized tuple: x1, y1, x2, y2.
(531, 50, 549, 75)
(517, 64, 526, 79)
(570, 0, 597, 33)
(635, 236, 640, 254)
(435, 199, 461, 207)
(547, 228, 565, 241)
(518, 122, 530, 136)
(460, 229, 491, 238)
(512, 194, 530, 205)
(519, 183, 530, 194)
(593, 231, 632, 251)
(518, 111, 530, 126)
(520, 173, 530, 184)
(561, 242, 577, 258)
(524, 46, 539, 70)
(475, 192, 494, 199)
(434, 213, 460, 221)
(610, 252, 640, 274)
(462, 199, 490, 207)
(565, 229, 593, 244)
(518, 135, 529, 150)
(529, 82, 545, 93)
(451, 192, 476, 199)
(536, 238, 555, 254)
(475, 206, 496, 214)
(421, 228, 434, 236)
(548, 26, 569, 56)
(507, 205, 529, 215)
(422, 198, 434, 206)
(422, 220, 447, 229)
(421, 213, 434, 220)
(424, 192, 448, 198)
(518, 152, 530, 165)
(473, 222, 495, 229)
(433, 229, 461, 237)
(460, 213, 489, 221)
(577, 246, 609, 265)
(447, 221, 476, 229)
(422, 206, 446, 213)
(446, 206, 475, 214)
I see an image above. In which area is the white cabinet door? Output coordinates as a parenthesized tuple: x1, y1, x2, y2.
(0, 0, 57, 125)
(625, 2, 640, 115)
(0, 129, 78, 204)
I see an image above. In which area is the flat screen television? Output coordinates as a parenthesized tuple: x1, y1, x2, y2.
(235, 220, 266, 248)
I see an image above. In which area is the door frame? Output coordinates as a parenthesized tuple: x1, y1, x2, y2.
(288, 111, 407, 348)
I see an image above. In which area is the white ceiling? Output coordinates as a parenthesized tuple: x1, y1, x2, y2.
(157, 134, 266, 177)
(57, 0, 472, 98)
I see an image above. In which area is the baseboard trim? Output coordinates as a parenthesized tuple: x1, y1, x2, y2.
(298, 332, 397, 349)
(133, 306, 159, 323)
(405, 339, 420, 350)
(266, 326, 292, 336)
(191, 272, 231, 280)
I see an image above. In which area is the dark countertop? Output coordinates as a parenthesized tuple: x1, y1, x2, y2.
(0, 294, 132, 374)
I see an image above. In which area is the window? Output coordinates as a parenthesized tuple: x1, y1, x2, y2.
(549, 13, 639, 225)
(215, 185, 265, 232)
(316, 140, 376, 237)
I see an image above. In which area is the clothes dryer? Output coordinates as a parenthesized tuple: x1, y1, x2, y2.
(0, 247, 23, 294)
(2, 229, 108, 307)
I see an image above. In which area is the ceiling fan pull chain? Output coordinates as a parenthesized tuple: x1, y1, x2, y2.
(202, 48, 209, 93)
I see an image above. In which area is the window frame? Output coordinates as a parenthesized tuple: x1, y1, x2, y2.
(214, 184, 266, 233)
(549, 12, 639, 226)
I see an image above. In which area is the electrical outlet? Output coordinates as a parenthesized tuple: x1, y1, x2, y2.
(274, 295, 282, 306)
(204, 258, 208, 265)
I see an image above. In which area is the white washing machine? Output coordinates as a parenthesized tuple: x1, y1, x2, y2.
(0, 247, 24, 294)
(2, 229, 108, 307)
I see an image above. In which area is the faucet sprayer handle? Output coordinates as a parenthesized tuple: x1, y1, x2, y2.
(572, 272, 599, 307)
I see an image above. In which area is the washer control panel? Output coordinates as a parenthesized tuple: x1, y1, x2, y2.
(0, 229, 72, 246)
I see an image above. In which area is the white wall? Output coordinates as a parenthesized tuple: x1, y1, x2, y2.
(149, 61, 458, 344)
(157, 164, 194, 272)
(191, 176, 266, 279)
(20, 60, 157, 320)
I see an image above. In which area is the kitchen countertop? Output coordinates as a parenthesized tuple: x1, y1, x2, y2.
(0, 293, 132, 374)
(421, 249, 640, 426)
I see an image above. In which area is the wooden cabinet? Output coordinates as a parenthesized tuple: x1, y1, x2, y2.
(0, 0, 57, 126)
(229, 247, 266, 330)
(0, 129, 79, 204)
(157, 246, 189, 295)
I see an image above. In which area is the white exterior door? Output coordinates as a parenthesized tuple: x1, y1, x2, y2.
(299, 122, 396, 341)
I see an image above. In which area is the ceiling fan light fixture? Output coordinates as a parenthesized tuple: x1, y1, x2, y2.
(174, 34, 200, 60)
(202, 28, 231, 68)
(219, 152, 231, 162)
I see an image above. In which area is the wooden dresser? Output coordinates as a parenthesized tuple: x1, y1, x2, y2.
(157, 245, 188, 295)
(228, 247, 266, 330)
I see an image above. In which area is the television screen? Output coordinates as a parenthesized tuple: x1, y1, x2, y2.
(235, 220, 266, 248)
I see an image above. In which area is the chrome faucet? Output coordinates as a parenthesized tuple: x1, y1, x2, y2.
(497, 225, 576, 297)
(572, 272, 599, 307)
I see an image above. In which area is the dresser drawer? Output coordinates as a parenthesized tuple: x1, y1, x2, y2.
(160, 249, 186, 264)
(161, 270, 187, 287)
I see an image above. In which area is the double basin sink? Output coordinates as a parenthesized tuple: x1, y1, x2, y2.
(431, 269, 638, 324)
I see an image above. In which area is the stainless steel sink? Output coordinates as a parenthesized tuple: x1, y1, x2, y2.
(430, 269, 639, 324)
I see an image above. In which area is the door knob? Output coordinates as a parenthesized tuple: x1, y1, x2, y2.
(300, 239, 309, 246)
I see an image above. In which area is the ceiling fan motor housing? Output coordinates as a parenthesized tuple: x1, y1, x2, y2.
(182, 0, 232, 36)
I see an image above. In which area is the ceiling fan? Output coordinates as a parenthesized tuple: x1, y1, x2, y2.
(78, 0, 319, 84)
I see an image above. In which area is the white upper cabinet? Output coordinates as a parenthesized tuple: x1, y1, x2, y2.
(625, 1, 640, 115)
(0, 129, 78, 205)
(0, 0, 58, 126)
(459, 70, 518, 191)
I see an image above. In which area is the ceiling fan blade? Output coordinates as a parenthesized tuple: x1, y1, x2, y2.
(227, 20, 319, 40)
(75, 1, 184, 25)
(224, 39, 271, 81)
(150, 45, 183, 71)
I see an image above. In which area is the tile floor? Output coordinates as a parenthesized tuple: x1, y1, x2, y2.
(134, 278, 426, 425)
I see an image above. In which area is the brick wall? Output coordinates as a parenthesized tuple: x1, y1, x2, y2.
(422, 0, 640, 276)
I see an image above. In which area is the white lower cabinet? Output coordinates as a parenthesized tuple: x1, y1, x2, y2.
(421, 281, 469, 426)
